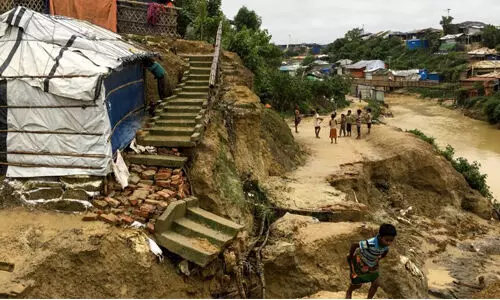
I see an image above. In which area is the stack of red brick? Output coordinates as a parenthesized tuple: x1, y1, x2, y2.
(82, 165, 191, 233)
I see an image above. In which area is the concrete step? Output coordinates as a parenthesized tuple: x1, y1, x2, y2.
(189, 61, 212, 68)
(184, 55, 214, 62)
(188, 74, 210, 81)
(159, 112, 199, 120)
(164, 105, 203, 113)
(190, 67, 212, 75)
(182, 86, 209, 93)
(156, 231, 219, 267)
(178, 92, 208, 99)
(187, 207, 244, 236)
(168, 98, 206, 107)
(126, 154, 187, 168)
(172, 218, 233, 247)
(149, 126, 195, 136)
(184, 80, 209, 87)
(138, 135, 196, 148)
(155, 119, 197, 127)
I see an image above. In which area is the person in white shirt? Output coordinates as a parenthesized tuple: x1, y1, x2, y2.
(314, 110, 323, 138)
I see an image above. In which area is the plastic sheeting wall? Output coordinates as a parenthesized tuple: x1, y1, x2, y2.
(2, 80, 112, 177)
(105, 63, 145, 153)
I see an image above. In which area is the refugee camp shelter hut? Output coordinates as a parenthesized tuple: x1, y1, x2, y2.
(0, 7, 152, 177)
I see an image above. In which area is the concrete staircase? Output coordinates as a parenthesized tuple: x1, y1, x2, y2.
(155, 197, 243, 267)
(129, 55, 214, 168)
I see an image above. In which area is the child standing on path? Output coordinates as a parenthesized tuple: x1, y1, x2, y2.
(346, 224, 397, 299)
(329, 113, 338, 144)
(346, 110, 353, 137)
(314, 110, 323, 138)
(366, 108, 373, 134)
(294, 105, 302, 133)
(356, 109, 362, 140)
(339, 114, 347, 137)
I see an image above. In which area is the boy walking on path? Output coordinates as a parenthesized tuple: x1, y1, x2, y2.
(329, 113, 338, 144)
(339, 114, 347, 137)
(356, 109, 362, 140)
(294, 105, 302, 133)
(346, 224, 397, 299)
(314, 110, 323, 138)
(366, 108, 373, 135)
(346, 110, 353, 137)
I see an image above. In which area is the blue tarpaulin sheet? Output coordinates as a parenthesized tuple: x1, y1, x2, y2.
(104, 63, 145, 153)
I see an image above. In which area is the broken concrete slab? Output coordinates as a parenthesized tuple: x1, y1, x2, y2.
(26, 188, 63, 200)
(62, 189, 90, 201)
(41, 200, 91, 212)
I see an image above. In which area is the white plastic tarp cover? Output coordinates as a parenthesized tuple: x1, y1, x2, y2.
(5, 80, 112, 177)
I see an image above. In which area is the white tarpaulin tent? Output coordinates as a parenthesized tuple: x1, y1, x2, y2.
(0, 7, 150, 178)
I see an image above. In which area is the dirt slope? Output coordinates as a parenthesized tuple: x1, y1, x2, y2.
(0, 208, 211, 298)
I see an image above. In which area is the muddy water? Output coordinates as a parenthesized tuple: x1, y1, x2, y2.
(385, 94, 500, 201)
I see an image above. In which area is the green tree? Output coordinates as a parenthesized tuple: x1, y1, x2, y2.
(233, 6, 262, 31)
(482, 25, 500, 49)
(207, 0, 221, 18)
(302, 55, 315, 66)
(440, 16, 458, 35)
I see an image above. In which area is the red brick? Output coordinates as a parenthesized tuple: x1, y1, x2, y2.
(145, 166, 158, 172)
(155, 172, 172, 180)
(158, 201, 170, 209)
(117, 196, 130, 206)
(132, 189, 150, 200)
(137, 183, 154, 191)
(147, 223, 155, 234)
(156, 180, 171, 188)
(158, 168, 173, 174)
(145, 199, 160, 206)
(99, 213, 119, 224)
(140, 204, 156, 213)
(119, 215, 135, 225)
(139, 180, 154, 186)
(129, 199, 139, 206)
(147, 193, 160, 200)
(140, 170, 156, 180)
(105, 197, 121, 208)
(132, 215, 147, 223)
(93, 200, 109, 209)
(171, 174, 181, 181)
(82, 213, 98, 221)
(133, 209, 150, 218)
(111, 208, 124, 214)
(130, 164, 144, 174)
(95, 209, 104, 215)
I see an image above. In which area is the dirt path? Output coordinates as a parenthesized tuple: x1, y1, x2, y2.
(264, 98, 500, 298)
(266, 99, 388, 211)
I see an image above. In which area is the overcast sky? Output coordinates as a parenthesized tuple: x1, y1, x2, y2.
(221, 0, 500, 45)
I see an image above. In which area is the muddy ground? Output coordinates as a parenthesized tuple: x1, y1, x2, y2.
(260, 99, 500, 299)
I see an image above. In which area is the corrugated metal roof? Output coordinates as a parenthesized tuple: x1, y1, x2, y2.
(478, 71, 500, 78)
(440, 33, 464, 40)
(472, 61, 500, 69)
(346, 60, 385, 72)
(468, 48, 498, 56)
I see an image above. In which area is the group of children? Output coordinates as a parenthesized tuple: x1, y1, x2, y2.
(310, 108, 373, 144)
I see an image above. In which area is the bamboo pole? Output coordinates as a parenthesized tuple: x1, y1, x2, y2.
(0, 105, 99, 109)
(0, 130, 103, 136)
(209, 21, 223, 88)
(0, 162, 102, 170)
(2, 151, 106, 159)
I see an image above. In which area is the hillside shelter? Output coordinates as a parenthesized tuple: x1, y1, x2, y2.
(0, 7, 153, 177)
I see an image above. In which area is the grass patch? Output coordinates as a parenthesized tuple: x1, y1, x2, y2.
(407, 129, 494, 200)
